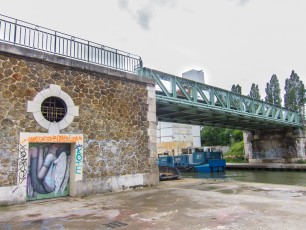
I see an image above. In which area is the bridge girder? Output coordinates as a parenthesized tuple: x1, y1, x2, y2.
(139, 67, 303, 131)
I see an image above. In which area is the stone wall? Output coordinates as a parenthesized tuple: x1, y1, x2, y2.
(0, 43, 158, 198)
(244, 127, 306, 163)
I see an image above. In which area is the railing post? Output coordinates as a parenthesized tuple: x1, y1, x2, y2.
(115, 49, 118, 69)
(86, 41, 89, 62)
(139, 58, 143, 68)
(54, 31, 57, 53)
(13, 19, 17, 44)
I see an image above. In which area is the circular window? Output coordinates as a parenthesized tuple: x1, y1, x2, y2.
(41, 97, 67, 122)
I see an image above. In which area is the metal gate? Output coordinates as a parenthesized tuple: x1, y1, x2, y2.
(26, 143, 71, 201)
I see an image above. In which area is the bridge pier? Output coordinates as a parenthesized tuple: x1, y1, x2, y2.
(244, 125, 306, 163)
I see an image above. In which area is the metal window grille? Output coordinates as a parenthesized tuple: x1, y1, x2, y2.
(41, 97, 67, 122)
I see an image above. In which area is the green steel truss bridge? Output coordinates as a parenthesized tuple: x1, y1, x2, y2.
(0, 14, 303, 131)
(139, 68, 302, 131)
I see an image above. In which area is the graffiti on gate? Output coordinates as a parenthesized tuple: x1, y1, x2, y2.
(27, 143, 71, 201)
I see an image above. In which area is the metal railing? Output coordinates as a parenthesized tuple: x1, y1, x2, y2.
(0, 14, 142, 73)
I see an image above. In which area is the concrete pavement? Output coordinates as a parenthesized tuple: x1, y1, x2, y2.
(1, 178, 306, 229)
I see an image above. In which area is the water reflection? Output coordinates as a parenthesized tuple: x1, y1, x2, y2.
(181, 170, 306, 187)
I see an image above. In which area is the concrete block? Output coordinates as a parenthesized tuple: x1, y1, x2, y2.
(64, 96, 74, 107)
(147, 104, 156, 113)
(50, 84, 61, 96)
(111, 174, 144, 192)
(75, 178, 112, 196)
(58, 119, 69, 130)
(40, 88, 52, 100)
(149, 143, 157, 156)
(48, 122, 60, 134)
(27, 101, 41, 113)
(147, 111, 157, 122)
(147, 90, 156, 99)
(146, 85, 156, 92)
(33, 92, 46, 104)
(33, 112, 50, 130)
(148, 121, 157, 129)
(143, 173, 159, 186)
(148, 128, 157, 137)
(147, 97, 156, 104)
(59, 90, 70, 101)
(0, 186, 26, 206)
(149, 135, 157, 143)
(67, 105, 79, 116)
(63, 114, 75, 126)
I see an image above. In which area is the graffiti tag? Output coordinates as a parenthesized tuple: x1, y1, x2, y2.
(75, 144, 83, 174)
(21, 135, 83, 144)
(13, 144, 28, 193)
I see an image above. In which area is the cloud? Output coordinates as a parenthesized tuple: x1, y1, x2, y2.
(118, 0, 129, 9)
(238, 0, 250, 6)
(228, 0, 250, 6)
(135, 10, 151, 30)
(117, 0, 177, 30)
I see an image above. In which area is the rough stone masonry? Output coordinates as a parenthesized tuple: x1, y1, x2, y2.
(0, 43, 159, 204)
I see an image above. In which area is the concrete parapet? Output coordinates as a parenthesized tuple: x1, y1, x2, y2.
(75, 173, 159, 197)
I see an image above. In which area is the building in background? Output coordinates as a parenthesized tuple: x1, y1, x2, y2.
(157, 70, 204, 155)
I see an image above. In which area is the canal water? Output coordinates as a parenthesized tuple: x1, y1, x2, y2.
(182, 170, 306, 187)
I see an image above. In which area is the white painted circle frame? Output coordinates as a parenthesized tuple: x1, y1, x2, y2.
(27, 84, 79, 134)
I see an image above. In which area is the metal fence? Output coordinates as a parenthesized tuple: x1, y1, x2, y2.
(0, 14, 142, 73)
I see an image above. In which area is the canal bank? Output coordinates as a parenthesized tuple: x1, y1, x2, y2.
(226, 163, 306, 171)
(1, 178, 306, 230)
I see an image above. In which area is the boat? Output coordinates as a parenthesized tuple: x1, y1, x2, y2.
(158, 165, 181, 181)
(157, 147, 226, 173)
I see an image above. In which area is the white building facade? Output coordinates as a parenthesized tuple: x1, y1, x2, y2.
(157, 70, 204, 155)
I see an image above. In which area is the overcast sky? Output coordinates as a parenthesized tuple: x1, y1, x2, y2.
(2, 0, 305, 100)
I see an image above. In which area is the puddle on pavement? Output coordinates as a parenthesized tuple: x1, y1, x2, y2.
(27, 213, 41, 217)
(198, 186, 220, 191)
(216, 189, 242, 194)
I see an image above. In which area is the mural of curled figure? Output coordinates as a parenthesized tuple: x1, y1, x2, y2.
(27, 143, 71, 200)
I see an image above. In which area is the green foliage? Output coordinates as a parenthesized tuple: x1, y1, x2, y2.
(231, 84, 242, 94)
(265, 74, 282, 106)
(249, 83, 261, 100)
(232, 130, 243, 142)
(201, 127, 243, 146)
(284, 70, 305, 114)
(296, 159, 306, 164)
(224, 155, 248, 163)
(225, 141, 244, 156)
(223, 141, 247, 163)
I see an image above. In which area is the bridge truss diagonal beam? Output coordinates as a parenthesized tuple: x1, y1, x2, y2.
(139, 67, 303, 130)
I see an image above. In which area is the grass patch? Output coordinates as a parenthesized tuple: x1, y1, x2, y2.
(224, 141, 248, 163)
(296, 159, 306, 164)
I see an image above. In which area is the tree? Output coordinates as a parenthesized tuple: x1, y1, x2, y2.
(265, 74, 282, 106)
(284, 70, 305, 114)
(249, 83, 261, 100)
(201, 127, 243, 146)
(231, 84, 242, 94)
